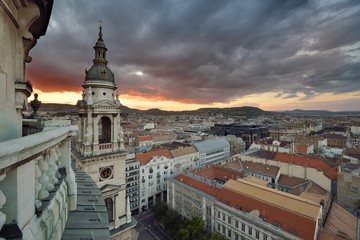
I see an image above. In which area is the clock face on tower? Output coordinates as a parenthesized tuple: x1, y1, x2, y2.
(99, 166, 113, 181)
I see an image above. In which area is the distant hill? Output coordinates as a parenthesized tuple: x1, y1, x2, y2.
(38, 103, 267, 116)
(189, 106, 266, 115)
(37, 103, 360, 117)
(37, 103, 78, 116)
(283, 109, 360, 116)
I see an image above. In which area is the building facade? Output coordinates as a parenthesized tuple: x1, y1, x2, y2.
(170, 146, 199, 174)
(125, 153, 140, 215)
(168, 173, 322, 240)
(193, 138, 230, 167)
(337, 163, 360, 209)
(136, 149, 174, 211)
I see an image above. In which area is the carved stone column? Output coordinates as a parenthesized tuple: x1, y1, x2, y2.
(35, 156, 42, 208)
(45, 152, 57, 187)
(50, 147, 61, 180)
(38, 155, 50, 199)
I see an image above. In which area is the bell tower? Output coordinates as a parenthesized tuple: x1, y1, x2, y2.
(77, 21, 124, 157)
(75, 22, 133, 236)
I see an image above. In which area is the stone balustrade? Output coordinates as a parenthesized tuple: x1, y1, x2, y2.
(0, 126, 77, 239)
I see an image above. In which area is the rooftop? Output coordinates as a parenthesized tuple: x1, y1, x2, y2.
(318, 201, 358, 240)
(190, 165, 243, 182)
(274, 152, 338, 180)
(174, 174, 220, 197)
(135, 149, 172, 165)
(221, 179, 321, 220)
(170, 146, 198, 157)
(245, 149, 277, 160)
(193, 138, 230, 152)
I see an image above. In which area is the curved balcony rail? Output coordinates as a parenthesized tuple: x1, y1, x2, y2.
(0, 126, 77, 239)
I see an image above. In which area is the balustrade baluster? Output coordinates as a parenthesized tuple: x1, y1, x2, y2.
(50, 148, 61, 179)
(46, 152, 58, 187)
(38, 155, 51, 198)
(35, 157, 42, 208)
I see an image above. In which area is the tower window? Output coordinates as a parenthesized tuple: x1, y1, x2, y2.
(104, 198, 114, 222)
(98, 116, 111, 143)
(103, 92, 106, 96)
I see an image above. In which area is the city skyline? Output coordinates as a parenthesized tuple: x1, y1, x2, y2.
(27, 0, 360, 111)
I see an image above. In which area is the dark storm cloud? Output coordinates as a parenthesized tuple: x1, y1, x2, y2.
(27, 0, 360, 104)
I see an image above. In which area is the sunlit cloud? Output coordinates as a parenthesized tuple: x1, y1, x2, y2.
(26, 0, 360, 111)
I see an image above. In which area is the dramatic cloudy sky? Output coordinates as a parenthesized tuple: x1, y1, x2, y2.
(27, 0, 360, 111)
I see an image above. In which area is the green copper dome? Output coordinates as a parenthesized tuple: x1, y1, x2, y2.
(85, 64, 115, 83)
(83, 24, 116, 88)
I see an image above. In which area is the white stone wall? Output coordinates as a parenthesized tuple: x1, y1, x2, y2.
(173, 152, 199, 174)
(351, 126, 360, 135)
(139, 156, 174, 211)
(0, 1, 36, 141)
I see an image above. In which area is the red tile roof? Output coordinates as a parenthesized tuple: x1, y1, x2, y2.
(190, 165, 243, 181)
(174, 174, 220, 197)
(295, 143, 308, 154)
(217, 180, 320, 240)
(138, 135, 153, 142)
(274, 153, 338, 180)
(135, 149, 172, 165)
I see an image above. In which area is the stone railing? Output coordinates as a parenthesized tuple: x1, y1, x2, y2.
(99, 142, 112, 150)
(0, 126, 77, 239)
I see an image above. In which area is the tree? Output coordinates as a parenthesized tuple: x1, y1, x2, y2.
(207, 232, 226, 240)
(186, 216, 206, 240)
(152, 201, 168, 219)
(175, 229, 190, 240)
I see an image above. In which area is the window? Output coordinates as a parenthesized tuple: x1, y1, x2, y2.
(351, 186, 359, 192)
(241, 223, 245, 232)
(222, 226, 226, 234)
(235, 220, 239, 228)
(263, 234, 268, 240)
(222, 213, 226, 221)
(227, 216, 231, 224)
(217, 224, 220, 231)
(255, 230, 259, 239)
(234, 233, 239, 240)
(248, 226, 252, 236)
(227, 229, 231, 238)
(104, 198, 114, 222)
(218, 211, 221, 219)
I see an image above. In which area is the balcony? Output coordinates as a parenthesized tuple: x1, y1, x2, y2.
(0, 126, 77, 239)
(99, 142, 112, 150)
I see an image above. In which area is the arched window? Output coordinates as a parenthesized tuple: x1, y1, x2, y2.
(105, 197, 114, 222)
(98, 116, 111, 143)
